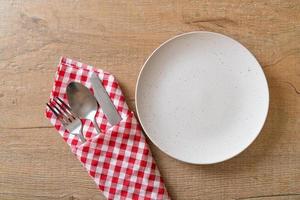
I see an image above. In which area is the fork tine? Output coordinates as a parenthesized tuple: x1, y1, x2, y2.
(53, 98, 73, 118)
(46, 103, 59, 117)
(48, 98, 85, 142)
(56, 97, 72, 111)
(51, 101, 64, 116)
(51, 101, 71, 122)
(53, 98, 67, 113)
(53, 98, 76, 122)
(55, 97, 76, 119)
(54, 97, 71, 115)
(47, 102, 68, 125)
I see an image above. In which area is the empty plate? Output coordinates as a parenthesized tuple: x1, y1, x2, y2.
(135, 31, 269, 164)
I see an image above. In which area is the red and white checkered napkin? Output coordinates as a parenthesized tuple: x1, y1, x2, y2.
(45, 57, 170, 200)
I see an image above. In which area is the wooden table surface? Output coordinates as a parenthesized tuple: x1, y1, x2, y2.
(0, 1, 299, 199)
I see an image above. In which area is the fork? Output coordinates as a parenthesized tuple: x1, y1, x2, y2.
(46, 97, 86, 143)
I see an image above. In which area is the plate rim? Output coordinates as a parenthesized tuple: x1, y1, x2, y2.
(135, 31, 270, 164)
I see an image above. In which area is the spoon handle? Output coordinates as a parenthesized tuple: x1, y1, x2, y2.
(93, 118, 101, 134)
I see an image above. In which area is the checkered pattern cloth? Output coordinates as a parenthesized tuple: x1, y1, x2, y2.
(45, 57, 170, 200)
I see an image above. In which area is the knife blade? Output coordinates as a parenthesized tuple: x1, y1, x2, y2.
(90, 73, 122, 126)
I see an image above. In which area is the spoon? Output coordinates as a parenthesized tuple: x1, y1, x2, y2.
(66, 82, 101, 134)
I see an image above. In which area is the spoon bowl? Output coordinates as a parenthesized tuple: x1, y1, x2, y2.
(66, 82, 101, 134)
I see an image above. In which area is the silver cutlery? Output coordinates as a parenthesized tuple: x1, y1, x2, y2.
(90, 73, 122, 126)
(46, 97, 86, 142)
(66, 82, 101, 134)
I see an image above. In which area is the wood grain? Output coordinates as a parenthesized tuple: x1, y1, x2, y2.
(0, 0, 299, 199)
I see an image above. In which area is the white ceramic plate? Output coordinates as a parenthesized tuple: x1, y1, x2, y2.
(136, 31, 269, 164)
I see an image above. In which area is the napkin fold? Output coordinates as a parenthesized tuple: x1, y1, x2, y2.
(45, 57, 170, 200)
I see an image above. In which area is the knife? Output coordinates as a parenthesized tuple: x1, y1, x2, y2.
(90, 73, 122, 126)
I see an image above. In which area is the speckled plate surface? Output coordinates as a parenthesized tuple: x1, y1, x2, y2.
(135, 31, 269, 164)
